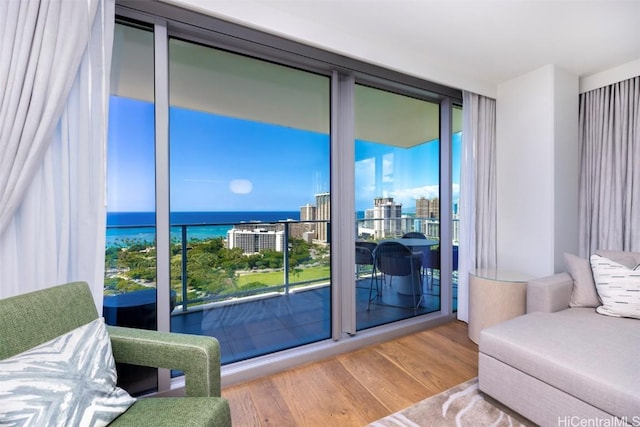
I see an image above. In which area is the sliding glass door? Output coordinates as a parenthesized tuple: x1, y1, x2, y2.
(353, 84, 442, 330)
(106, 22, 158, 394)
(166, 37, 332, 363)
(106, 4, 463, 390)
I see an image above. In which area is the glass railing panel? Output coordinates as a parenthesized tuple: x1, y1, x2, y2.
(105, 217, 333, 365)
(106, 221, 331, 306)
(106, 217, 441, 313)
(105, 215, 451, 365)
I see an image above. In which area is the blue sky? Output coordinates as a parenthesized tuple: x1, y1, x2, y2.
(107, 96, 460, 213)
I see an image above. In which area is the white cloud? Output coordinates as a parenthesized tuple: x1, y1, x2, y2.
(355, 158, 374, 176)
(229, 179, 253, 194)
(391, 185, 440, 201)
(355, 158, 377, 198)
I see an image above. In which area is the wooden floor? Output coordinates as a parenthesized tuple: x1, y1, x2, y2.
(222, 320, 478, 426)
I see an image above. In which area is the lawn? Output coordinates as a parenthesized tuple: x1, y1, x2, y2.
(237, 265, 331, 287)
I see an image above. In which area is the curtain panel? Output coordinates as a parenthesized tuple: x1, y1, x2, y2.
(0, 0, 114, 310)
(578, 76, 640, 256)
(458, 91, 497, 322)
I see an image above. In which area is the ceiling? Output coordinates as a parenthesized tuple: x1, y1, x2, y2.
(258, 0, 640, 85)
(112, 25, 456, 146)
(172, 0, 640, 96)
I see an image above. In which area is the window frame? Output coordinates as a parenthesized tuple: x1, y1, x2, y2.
(113, 1, 462, 389)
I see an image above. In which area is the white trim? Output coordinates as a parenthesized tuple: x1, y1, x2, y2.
(332, 72, 357, 337)
(154, 20, 172, 392)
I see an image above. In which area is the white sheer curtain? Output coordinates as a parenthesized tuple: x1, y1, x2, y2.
(457, 91, 497, 322)
(0, 0, 114, 311)
(578, 76, 640, 256)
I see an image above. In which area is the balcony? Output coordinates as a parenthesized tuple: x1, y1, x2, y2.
(105, 218, 457, 365)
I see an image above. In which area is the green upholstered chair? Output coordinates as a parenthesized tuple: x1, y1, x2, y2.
(0, 281, 231, 426)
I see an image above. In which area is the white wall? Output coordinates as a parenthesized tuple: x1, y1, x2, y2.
(553, 69, 580, 272)
(161, 0, 640, 98)
(496, 65, 578, 277)
(496, 66, 555, 276)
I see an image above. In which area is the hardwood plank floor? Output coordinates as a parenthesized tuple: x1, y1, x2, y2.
(222, 320, 478, 426)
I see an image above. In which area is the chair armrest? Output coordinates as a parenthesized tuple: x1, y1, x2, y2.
(107, 326, 222, 397)
(526, 273, 573, 313)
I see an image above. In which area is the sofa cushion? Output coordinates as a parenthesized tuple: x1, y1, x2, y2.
(479, 308, 640, 420)
(0, 318, 135, 427)
(590, 254, 640, 320)
(564, 252, 600, 307)
(595, 250, 640, 270)
(110, 397, 232, 426)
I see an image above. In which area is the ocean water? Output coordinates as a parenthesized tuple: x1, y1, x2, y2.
(106, 211, 300, 247)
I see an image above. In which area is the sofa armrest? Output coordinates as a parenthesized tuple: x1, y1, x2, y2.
(526, 273, 573, 313)
(107, 326, 222, 397)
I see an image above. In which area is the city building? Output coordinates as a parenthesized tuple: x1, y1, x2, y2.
(300, 203, 316, 221)
(412, 196, 461, 241)
(416, 197, 439, 219)
(296, 203, 317, 242)
(314, 193, 330, 243)
(227, 228, 285, 254)
(369, 197, 402, 239)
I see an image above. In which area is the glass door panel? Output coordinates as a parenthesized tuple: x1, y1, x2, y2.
(354, 84, 441, 331)
(452, 105, 463, 312)
(105, 22, 157, 394)
(167, 38, 331, 363)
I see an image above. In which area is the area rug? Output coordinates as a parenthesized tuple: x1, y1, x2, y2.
(367, 377, 536, 427)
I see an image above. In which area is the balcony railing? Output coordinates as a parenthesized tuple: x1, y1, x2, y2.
(105, 217, 457, 313)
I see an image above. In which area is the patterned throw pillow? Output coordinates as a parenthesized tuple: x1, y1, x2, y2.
(590, 255, 640, 320)
(0, 318, 136, 426)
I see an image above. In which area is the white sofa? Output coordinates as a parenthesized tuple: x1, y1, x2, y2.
(478, 251, 640, 426)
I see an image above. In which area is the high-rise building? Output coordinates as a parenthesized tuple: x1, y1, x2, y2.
(295, 203, 317, 242)
(452, 218, 460, 244)
(429, 197, 440, 219)
(416, 197, 429, 219)
(300, 203, 316, 221)
(416, 196, 439, 219)
(372, 197, 402, 238)
(315, 192, 330, 243)
(424, 218, 440, 240)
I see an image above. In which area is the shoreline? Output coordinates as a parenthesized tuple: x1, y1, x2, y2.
(106, 224, 231, 247)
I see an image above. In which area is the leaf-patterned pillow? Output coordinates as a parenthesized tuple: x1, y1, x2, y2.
(0, 318, 136, 426)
